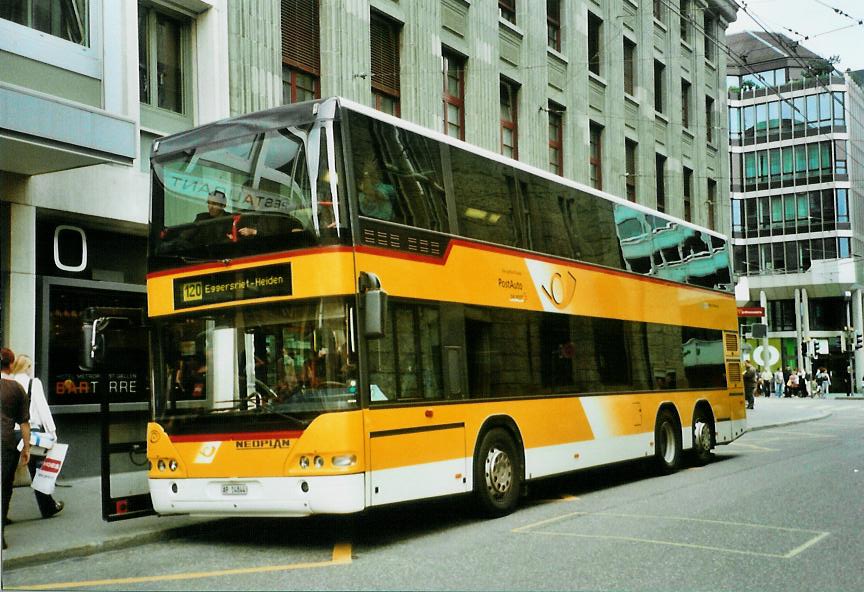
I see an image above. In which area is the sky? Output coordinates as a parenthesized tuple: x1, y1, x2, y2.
(727, 0, 864, 73)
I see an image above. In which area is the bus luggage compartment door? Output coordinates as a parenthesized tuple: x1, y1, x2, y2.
(368, 417, 468, 506)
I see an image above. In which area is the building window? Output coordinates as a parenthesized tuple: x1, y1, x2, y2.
(654, 60, 665, 114)
(282, 67, 318, 104)
(588, 11, 602, 77)
(681, 79, 691, 129)
(499, 0, 516, 24)
(138, 6, 186, 114)
(655, 153, 666, 212)
(680, 0, 691, 43)
(623, 38, 636, 96)
(547, 0, 560, 51)
(442, 49, 466, 140)
(1, 0, 89, 45)
(625, 139, 637, 202)
(653, 0, 664, 21)
(281, 0, 320, 104)
(371, 11, 401, 116)
(500, 78, 519, 159)
(683, 167, 693, 221)
(707, 178, 717, 230)
(705, 96, 715, 143)
(589, 123, 603, 190)
(703, 13, 715, 62)
(548, 102, 564, 175)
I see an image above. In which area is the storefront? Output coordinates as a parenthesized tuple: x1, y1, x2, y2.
(34, 215, 148, 478)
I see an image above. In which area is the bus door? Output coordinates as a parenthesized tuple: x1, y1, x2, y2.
(364, 299, 470, 505)
(83, 307, 156, 521)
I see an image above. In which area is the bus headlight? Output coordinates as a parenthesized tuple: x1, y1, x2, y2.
(169, 459, 178, 472)
(157, 459, 167, 472)
(299, 456, 310, 469)
(314, 456, 325, 469)
(332, 454, 357, 467)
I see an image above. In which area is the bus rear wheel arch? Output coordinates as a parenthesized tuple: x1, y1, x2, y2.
(473, 425, 523, 517)
(654, 406, 683, 473)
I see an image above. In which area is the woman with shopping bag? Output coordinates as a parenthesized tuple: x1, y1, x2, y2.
(9, 354, 64, 518)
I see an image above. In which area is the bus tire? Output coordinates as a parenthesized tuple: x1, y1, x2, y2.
(654, 408, 682, 473)
(691, 407, 714, 465)
(474, 428, 522, 517)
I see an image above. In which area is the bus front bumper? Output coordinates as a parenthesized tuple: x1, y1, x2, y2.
(150, 473, 365, 517)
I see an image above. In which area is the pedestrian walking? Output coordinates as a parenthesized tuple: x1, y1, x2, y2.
(814, 367, 831, 398)
(9, 354, 64, 518)
(773, 368, 784, 398)
(1, 348, 31, 550)
(798, 368, 809, 397)
(760, 368, 772, 397)
(786, 369, 799, 398)
(743, 360, 757, 410)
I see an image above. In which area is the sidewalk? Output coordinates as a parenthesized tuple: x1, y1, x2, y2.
(0, 397, 841, 569)
(1, 476, 213, 569)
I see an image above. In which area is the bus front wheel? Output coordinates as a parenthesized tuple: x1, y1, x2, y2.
(654, 408, 682, 473)
(474, 428, 521, 517)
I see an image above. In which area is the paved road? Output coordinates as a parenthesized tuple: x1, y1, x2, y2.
(2, 398, 860, 591)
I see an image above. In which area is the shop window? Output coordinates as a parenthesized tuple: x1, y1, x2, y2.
(44, 284, 147, 406)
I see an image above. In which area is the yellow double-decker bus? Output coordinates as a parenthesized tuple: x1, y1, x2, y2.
(112, 97, 745, 518)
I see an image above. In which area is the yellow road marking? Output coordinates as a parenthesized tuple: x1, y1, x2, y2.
(514, 511, 829, 559)
(6, 543, 352, 591)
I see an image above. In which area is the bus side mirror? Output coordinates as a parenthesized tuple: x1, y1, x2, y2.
(80, 307, 144, 370)
(364, 290, 388, 338)
(359, 272, 388, 339)
(81, 322, 97, 370)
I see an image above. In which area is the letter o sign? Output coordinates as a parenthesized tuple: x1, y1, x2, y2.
(53, 225, 88, 272)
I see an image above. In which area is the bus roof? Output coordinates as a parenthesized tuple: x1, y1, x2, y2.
(153, 96, 729, 244)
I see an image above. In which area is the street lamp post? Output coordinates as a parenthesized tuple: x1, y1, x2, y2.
(845, 291, 853, 397)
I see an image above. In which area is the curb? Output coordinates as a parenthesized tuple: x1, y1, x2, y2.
(746, 411, 832, 433)
(2, 522, 213, 570)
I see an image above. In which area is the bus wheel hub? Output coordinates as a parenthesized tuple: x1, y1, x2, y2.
(485, 448, 512, 495)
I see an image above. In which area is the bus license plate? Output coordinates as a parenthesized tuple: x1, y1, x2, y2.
(221, 483, 248, 496)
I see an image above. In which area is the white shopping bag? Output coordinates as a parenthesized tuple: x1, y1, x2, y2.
(31, 443, 68, 495)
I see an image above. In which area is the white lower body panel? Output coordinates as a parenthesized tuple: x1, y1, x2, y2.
(150, 473, 365, 517)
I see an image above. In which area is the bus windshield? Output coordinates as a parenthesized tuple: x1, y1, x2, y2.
(153, 298, 359, 434)
(150, 119, 346, 267)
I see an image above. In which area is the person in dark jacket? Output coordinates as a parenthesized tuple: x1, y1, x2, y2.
(1, 348, 31, 549)
(743, 360, 757, 410)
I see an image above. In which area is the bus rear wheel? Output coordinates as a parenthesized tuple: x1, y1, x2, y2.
(474, 428, 521, 517)
(654, 408, 682, 473)
(691, 407, 714, 465)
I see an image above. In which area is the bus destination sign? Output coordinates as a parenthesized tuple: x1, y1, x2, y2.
(173, 263, 292, 309)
